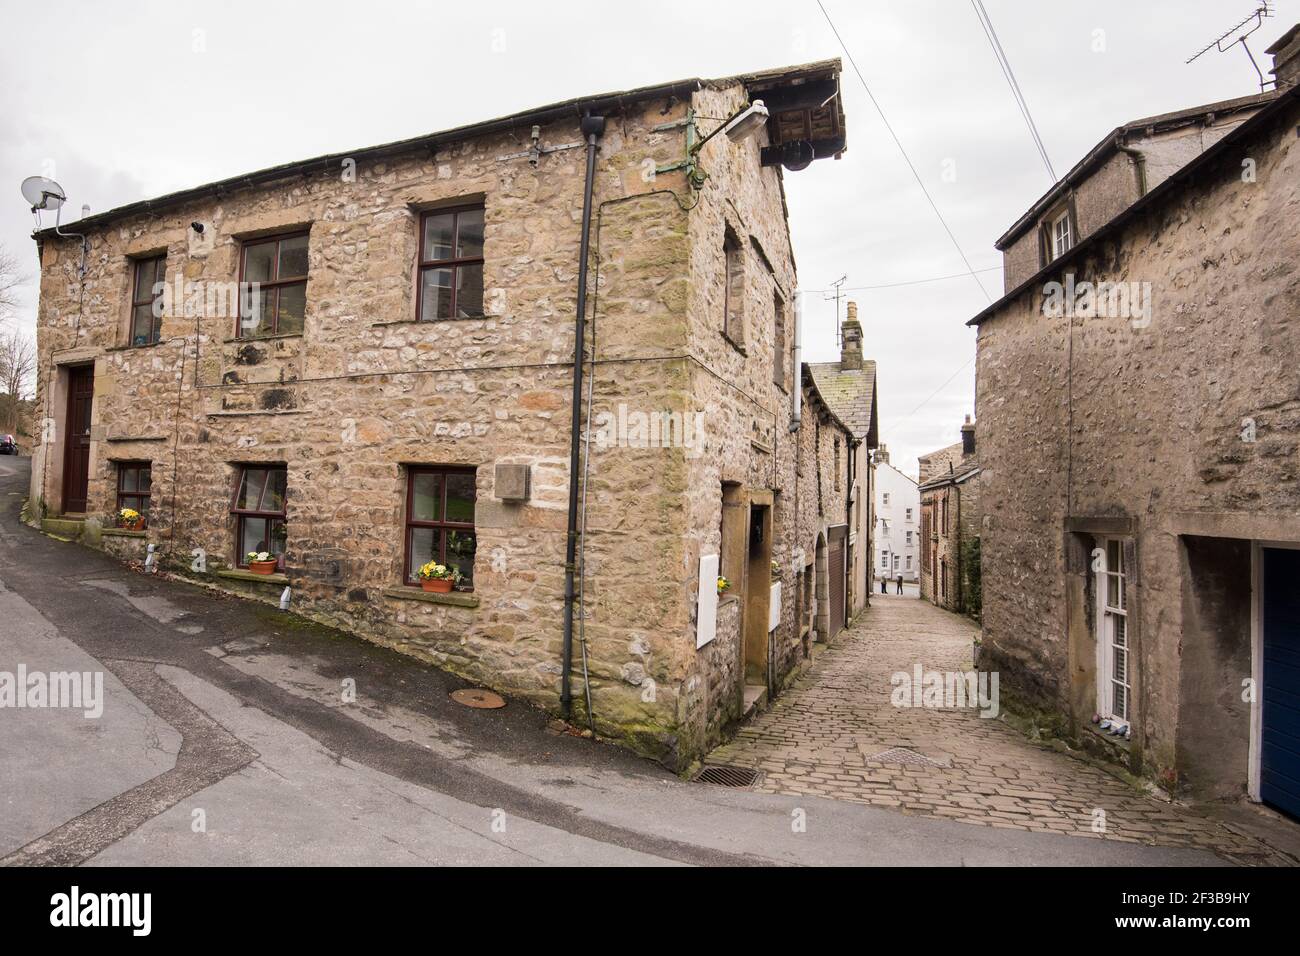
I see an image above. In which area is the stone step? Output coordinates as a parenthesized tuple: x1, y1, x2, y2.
(41, 516, 86, 539)
(743, 683, 768, 717)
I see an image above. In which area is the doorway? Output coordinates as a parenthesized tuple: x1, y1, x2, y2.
(61, 364, 94, 514)
(743, 503, 772, 688)
(1259, 546, 1300, 820)
(827, 525, 847, 639)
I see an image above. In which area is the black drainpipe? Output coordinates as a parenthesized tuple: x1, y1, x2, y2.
(562, 113, 606, 720)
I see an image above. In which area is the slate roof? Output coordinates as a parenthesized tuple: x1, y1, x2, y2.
(807, 361, 878, 447)
(34, 59, 846, 240)
(918, 461, 981, 493)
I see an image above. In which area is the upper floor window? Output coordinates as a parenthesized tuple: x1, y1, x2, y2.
(906, 507, 913, 521)
(722, 227, 745, 347)
(1051, 209, 1073, 260)
(419, 206, 484, 321)
(772, 291, 786, 389)
(239, 233, 308, 337)
(130, 255, 166, 346)
(404, 466, 477, 588)
(232, 464, 287, 569)
(883, 492, 890, 506)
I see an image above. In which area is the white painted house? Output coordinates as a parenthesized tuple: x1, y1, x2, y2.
(873, 447, 919, 584)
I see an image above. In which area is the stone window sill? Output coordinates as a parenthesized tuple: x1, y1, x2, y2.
(382, 586, 479, 608)
(1084, 721, 1132, 753)
(721, 330, 747, 356)
(371, 315, 501, 328)
(222, 332, 304, 345)
(102, 528, 147, 539)
(107, 340, 170, 353)
(216, 569, 289, 586)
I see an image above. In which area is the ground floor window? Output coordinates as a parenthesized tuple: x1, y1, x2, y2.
(405, 465, 477, 588)
(116, 461, 152, 517)
(232, 464, 287, 569)
(1096, 537, 1130, 723)
(905, 555, 912, 571)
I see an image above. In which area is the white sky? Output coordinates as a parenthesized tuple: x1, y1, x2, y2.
(0, 0, 1289, 477)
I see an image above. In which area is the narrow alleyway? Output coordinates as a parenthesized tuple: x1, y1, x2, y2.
(708, 594, 1295, 866)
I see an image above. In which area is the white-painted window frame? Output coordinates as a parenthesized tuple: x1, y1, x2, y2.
(1052, 209, 1073, 260)
(1094, 537, 1131, 723)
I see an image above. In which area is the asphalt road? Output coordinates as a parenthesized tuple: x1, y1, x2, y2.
(0, 456, 1224, 866)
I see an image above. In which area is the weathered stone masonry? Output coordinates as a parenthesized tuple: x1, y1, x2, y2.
(29, 62, 860, 771)
(971, 81, 1300, 802)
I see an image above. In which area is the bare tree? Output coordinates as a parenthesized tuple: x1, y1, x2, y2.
(0, 243, 24, 319)
(0, 326, 36, 432)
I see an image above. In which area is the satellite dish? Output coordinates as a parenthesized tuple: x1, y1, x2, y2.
(21, 175, 66, 211)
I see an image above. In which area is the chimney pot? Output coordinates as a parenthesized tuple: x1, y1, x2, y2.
(1266, 23, 1300, 91)
(840, 299, 863, 371)
(961, 416, 976, 458)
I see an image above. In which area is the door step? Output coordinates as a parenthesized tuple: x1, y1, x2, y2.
(41, 516, 86, 540)
(743, 683, 768, 716)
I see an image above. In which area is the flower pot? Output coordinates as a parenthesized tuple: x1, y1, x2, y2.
(125, 519, 145, 532)
(248, 560, 279, 575)
(422, 578, 453, 593)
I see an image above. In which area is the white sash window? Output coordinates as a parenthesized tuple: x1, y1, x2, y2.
(1096, 538, 1130, 722)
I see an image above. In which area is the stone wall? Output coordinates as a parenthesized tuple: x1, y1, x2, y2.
(28, 75, 855, 771)
(974, 95, 1300, 793)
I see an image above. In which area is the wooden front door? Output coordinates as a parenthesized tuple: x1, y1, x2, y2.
(828, 528, 846, 639)
(62, 365, 94, 513)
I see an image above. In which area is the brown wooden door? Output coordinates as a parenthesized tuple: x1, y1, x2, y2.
(62, 365, 94, 513)
(828, 532, 846, 638)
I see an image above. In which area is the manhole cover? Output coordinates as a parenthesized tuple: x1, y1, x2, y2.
(865, 747, 947, 768)
(694, 765, 763, 789)
(450, 688, 506, 709)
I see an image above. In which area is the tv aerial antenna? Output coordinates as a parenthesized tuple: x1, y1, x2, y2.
(823, 274, 847, 346)
(1186, 2, 1276, 93)
(20, 175, 88, 278)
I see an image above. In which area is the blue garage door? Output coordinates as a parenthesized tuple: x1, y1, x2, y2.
(1261, 547, 1300, 820)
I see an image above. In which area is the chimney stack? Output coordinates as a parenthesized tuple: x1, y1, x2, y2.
(961, 414, 976, 458)
(1267, 24, 1300, 91)
(875, 443, 889, 465)
(840, 301, 863, 371)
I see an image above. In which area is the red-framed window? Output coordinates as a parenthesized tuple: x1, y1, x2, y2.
(403, 465, 477, 588)
(417, 206, 484, 321)
(237, 232, 308, 337)
(130, 255, 166, 346)
(116, 461, 152, 515)
(231, 465, 288, 569)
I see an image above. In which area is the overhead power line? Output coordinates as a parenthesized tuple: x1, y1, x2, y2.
(814, 0, 993, 305)
(970, 0, 1057, 183)
(803, 265, 1001, 295)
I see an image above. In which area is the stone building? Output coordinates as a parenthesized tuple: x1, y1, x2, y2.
(872, 445, 918, 586)
(807, 300, 879, 618)
(968, 28, 1300, 817)
(917, 417, 980, 613)
(26, 61, 858, 771)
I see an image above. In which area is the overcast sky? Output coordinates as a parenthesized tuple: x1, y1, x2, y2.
(0, 0, 1289, 476)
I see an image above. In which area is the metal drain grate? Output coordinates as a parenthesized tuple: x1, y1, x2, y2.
(866, 747, 947, 768)
(694, 765, 763, 789)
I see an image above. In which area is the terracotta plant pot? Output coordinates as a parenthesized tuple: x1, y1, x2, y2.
(421, 578, 453, 593)
(248, 559, 279, 575)
(125, 518, 145, 532)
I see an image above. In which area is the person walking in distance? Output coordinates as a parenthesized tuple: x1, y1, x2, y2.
(896, 573, 904, 595)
